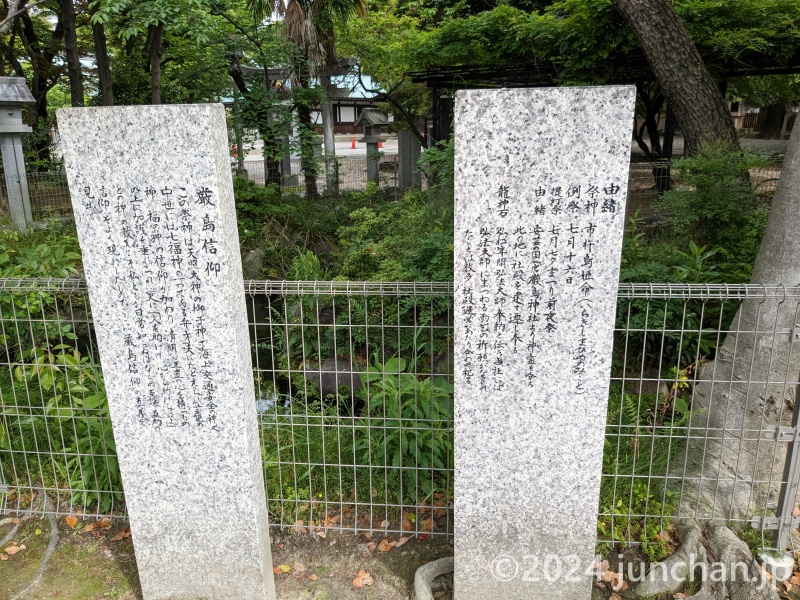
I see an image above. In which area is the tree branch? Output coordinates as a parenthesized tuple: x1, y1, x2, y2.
(0, 0, 46, 36)
(356, 67, 425, 145)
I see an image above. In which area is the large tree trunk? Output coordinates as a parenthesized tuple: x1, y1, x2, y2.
(681, 123, 800, 522)
(146, 23, 163, 105)
(60, 0, 83, 106)
(90, 6, 113, 106)
(612, 0, 739, 156)
(757, 103, 787, 140)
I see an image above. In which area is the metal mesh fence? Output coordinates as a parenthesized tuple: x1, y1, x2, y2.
(5, 161, 782, 220)
(237, 155, 401, 194)
(1, 279, 799, 552)
(0, 171, 72, 219)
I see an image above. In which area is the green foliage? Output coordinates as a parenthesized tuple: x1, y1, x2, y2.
(335, 191, 454, 281)
(348, 356, 454, 500)
(1, 345, 122, 512)
(598, 384, 691, 561)
(657, 146, 771, 264)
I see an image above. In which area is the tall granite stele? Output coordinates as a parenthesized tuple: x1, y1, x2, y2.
(57, 105, 276, 600)
(454, 86, 635, 600)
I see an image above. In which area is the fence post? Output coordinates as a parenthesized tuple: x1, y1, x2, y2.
(775, 378, 800, 550)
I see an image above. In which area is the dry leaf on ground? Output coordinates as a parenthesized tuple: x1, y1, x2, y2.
(111, 528, 131, 541)
(293, 562, 305, 573)
(395, 536, 410, 548)
(352, 570, 374, 588)
(0, 554, 8, 561)
(380, 519, 390, 528)
(4, 545, 23, 556)
(65, 515, 78, 528)
(377, 539, 396, 552)
(309, 573, 318, 581)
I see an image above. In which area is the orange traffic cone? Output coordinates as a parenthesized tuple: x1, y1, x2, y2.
(351, 137, 356, 149)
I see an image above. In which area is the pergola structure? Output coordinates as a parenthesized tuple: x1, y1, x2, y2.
(408, 39, 800, 143)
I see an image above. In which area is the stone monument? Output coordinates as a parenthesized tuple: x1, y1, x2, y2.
(453, 86, 636, 599)
(57, 104, 276, 600)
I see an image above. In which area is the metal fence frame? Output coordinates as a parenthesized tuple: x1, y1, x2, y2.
(1, 279, 799, 553)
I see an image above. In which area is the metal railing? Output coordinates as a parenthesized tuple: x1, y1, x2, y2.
(3, 161, 782, 221)
(1, 279, 799, 553)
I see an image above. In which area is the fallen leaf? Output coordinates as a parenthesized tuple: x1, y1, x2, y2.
(380, 519, 390, 528)
(273, 564, 291, 574)
(4, 545, 22, 556)
(765, 571, 773, 581)
(65, 515, 78, 528)
(34, 529, 42, 536)
(402, 520, 413, 531)
(434, 507, 447, 517)
(395, 536, 410, 548)
(361, 532, 372, 541)
(366, 542, 376, 554)
(309, 574, 318, 581)
(316, 531, 327, 539)
(790, 575, 800, 585)
(97, 518, 112, 530)
(11, 518, 20, 525)
(292, 520, 307, 535)
(610, 593, 621, 600)
(674, 594, 686, 599)
(352, 570, 373, 588)
(421, 517, 434, 532)
(377, 538, 396, 552)
(111, 528, 131, 541)
(293, 562, 306, 573)
(784, 581, 793, 593)
(83, 523, 95, 533)
(601, 571, 617, 583)
(0, 554, 7, 561)
(417, 533, 430, 541)
(272, 566, 283, 575)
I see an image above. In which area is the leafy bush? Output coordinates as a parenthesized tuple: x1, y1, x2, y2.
(657, 145, 770, 264)
(347, 357, 454, 501)
(0, 345, 122, 512)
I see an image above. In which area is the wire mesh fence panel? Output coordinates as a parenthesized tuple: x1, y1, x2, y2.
(0, 279, 118, 519)
(1, 279, 799, 553)
(245, 280, 455, 539)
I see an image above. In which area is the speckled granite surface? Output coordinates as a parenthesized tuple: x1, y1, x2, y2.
(453, 86, 635, 600)
(58, 105, 276, 600)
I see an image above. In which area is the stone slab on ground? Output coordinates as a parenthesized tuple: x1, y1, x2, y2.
(453, 86, 636, 600)
(57, 104, 275, 600)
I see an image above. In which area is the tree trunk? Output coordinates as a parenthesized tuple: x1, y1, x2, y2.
(297, 100, 319, 199)
(60, 0, 83, 106)
(681, 124, 800, 521)
(148, 23, 163, 105)
(612, 0, 739, 156)
(757, 103, 787, 140)
(91, 6, 113, 106)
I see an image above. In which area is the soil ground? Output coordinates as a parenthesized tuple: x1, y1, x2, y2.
(0, 513, 453, 600)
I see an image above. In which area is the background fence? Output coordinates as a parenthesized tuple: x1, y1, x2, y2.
(1, 279, 799, 553)
(1, 160, 784, 223)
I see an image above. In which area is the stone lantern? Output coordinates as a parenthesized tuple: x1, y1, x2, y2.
(0, 77, 34, 230)
(355, 107, 389, 184)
